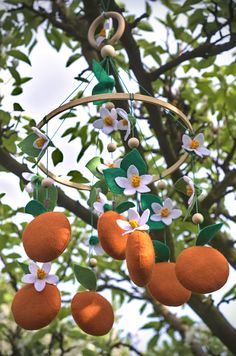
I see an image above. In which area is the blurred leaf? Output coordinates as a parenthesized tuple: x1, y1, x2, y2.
(13, 102, 24, 111)
(66, 53, 81, 67)
(68, 170, 90, 184)
(7, 49, 31, 65)
(52, 148, 63, 166)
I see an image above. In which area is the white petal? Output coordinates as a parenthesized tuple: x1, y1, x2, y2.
(114, 159, 122, 168)
(97, 163, 107, 173)
(188, 194, 194, 205)
(42, 262, 51, 274)
(122, 228, 134, 236)
(102, 125, 115, 134)
(170, 209, 182, 219)
(115, 177, 129, 188)
(116, 108, 128, 119)
(182, 134, 191, 147)
(22, 274, 35, 284)
(33, 140, 41, 149)
(138, 224, 149, 231)
(136, 185, 150, 193)
(128, 208, 140, 221)
(164, 198, 173, 210)
(93, 245, 104, 256)
(93, 119, 104, 129)
(99, 192, 107, 204)
(117, 121, 127, 130)
(183, 175, 191, 184)
(96, 36, 105, 46)
(100, 107, 110, 119)
(104, 18, 112, 30)
(123, 187, 137, 196)
(127, 165, 139, 179)
(29, 262, 38, 274)
(197, 147, 210, 156)
(116, 219, 131, 231)
(124, 124, 131, 141)
(162, 216, 172, 225)
(32, 127, 42, 136)
(25, 182, 34, 193)
(194, 133, 204, 145)
(194, 149, 203, 157)
(46, 275, 59, 285)
(42, 140, 49, 150)
(110, 108, 117, 120)
(93, 202, 104, 213)
(34, 279, 46, 292)
(22, 172, 34, 181)
(140, 209, 150, 225)
(151, 203, 162, 213)
(140, 174, 153, 185)
(150, 214, 162, 221)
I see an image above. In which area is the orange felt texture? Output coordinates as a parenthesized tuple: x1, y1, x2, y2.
(147, 262, 191, 306)
(175, 246, 229, 294)
(23, 212, 71, 262)
(97, 211, 128, 260)
(71, 291, 114, 336)
(11, 284, 61, 330)
(126, 231, 155, 287)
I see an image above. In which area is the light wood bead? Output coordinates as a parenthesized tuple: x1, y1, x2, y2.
(89, 258, 97, 268)
(107, 142, 117, 152)
(41, 177, 54, 187)
(128, 137, 139, 148)
(105, 102, 115, 110)
(101, 45, 116, 58)
(157, 180, 167, 189)
(192, 213, 204, 224)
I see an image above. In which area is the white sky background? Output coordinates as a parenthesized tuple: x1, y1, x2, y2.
(1, 0, 236, 351)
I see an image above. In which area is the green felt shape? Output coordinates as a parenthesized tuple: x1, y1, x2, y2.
(89, 236, 99, 246)
(183, 196, 197, 222)
(73, 264, 97, 291)
(103, 203, 113, 211)
(31, 175, 43, 185)
(25, 199, 47, 216)
(86, 156, 103, 179)
(175, 177, 202, 196)
(152, 240, 170, 263)
(196, 223, 223, 246)
(141, 194, 165, 230)
(17, 262, 29, 274)
(115, 201, 135, 214)
(92, 59, 111, 83)
(18, 133, 43, 157)
(92, 81, 114, 104)
(34, 185, 58, 211)
(103, 167, 126, 194)
(121, 148, 147, 176)
(128, 114, 136, 127)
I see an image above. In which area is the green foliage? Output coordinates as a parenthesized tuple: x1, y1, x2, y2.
(73, 264, 97, 291)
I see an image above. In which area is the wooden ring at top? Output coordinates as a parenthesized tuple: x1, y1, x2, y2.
(37, 93, 193, 191)
(88, 11, 125, 50)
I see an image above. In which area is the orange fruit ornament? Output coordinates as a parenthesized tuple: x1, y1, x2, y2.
(23, 212, 71, 262)
(126, 230, 155, 287)
(175, 246, 229, 294)
(147, 262, 191, 306)
(71, 291, 114, 336)
(98, 210, 128, 260)
(11, 284, 61, 330)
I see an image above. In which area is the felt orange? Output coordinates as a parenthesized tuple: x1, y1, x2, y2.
(71, 291, 114, 336)
(175, 246, 229, 294)
(147, 262, 191, 306)
(23, 212, 71, 262)
(98, 211, 128, 260)
(126, 230, 155, 287)
(11, 284, 61, 330)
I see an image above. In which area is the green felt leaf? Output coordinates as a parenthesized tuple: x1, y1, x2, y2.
(141, 194, 165, 230)
(103, 203, 113, 211)
(92, 59, 111, 83)
(152, 240, 170, 262)
(103, 167, 126, 194)
(18, 133, 42, 157)
(73, 264, 97, 291)
(25, 199, 47, 216)
(196, 223, 223, 246)
(115, 201, 135, 214)
(34, 185, 58, 211)
(86, 156, 103, 179)
(121, 148, 147, 175)
(92, 81, 114, 104)
(89, 236, 99, 246)
(128, 114, 136, 127)
(17, 262, 29, 274)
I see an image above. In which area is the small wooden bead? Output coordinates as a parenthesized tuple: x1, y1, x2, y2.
(128, 137, 139, 148)
(157, 180, 167, 189)
(101, 45, 116, 58)
(41, 177, 54, 187)
(105, 102, 115, 110)
(89, 258, 97, 268)
(107, 142, 117, 152)
(192, 213, 204, 224)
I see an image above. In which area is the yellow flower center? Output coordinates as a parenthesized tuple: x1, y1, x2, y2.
(99, 28, 106, 37)
(37, 268, 46, 280)
(161, 208, 170, 218)
(107, 163, 114, 168)
(35, 137, 46, 148)
(122, 119, 128, 126)
(131, 175, 141, 187)
(186, 185, 193, 196)
(190, 139, 200, 149)
(103, 116, 113, 126)
(129, 220, 139, 229)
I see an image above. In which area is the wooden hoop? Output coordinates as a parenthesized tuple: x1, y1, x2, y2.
(88, 11, 125, 50)
(37, 93, 193, 191)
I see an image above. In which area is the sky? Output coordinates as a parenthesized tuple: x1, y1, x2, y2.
(1, 0, 236, 352)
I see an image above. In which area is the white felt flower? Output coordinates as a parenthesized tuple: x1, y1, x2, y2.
(98, 158, 122, 173)
(93, 192, 109, 214)
(93, 107, 118, 135)
(21, 262, 59, 292)
(115, 165, 152, 196)
(88, 236, 104, 256)
(183, 176, 195, 205)
(96, 18, 113, 46)
(116, 208, 150, 235)
(32, 127, 49, 151)
(150, 198, 182, 226)
(182, 133, 210, 157)
(22, 172, 35, 193)
(116, 108, 131, 141)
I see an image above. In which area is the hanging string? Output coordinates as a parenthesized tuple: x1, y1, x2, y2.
(191, 154, 200, 233)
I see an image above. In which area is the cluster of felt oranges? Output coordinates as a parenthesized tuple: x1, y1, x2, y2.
(11, 212, 114, 336)
(98, 211, 229, 307)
